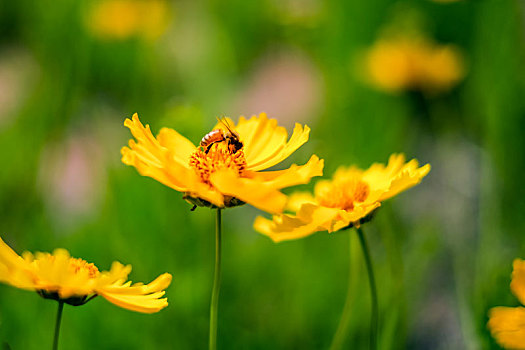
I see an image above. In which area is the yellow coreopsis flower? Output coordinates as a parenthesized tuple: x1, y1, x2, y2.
(363, 36, 464, 93)
(488, 259, 525, 349)
(121, 113, 324, 214)
(0, 237, 172, 313)
(86, 0, 170, 41)
(254, 154, 430, 242)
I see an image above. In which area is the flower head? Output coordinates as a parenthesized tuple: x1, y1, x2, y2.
(254, 154, 430, 242)
(121, 113, 323, 214)
(488, 259, 525, 349)
(0, 237, 171, 313)
(363, 35, 464, 93)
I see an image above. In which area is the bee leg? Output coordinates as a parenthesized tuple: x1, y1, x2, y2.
(190, 205, 197, 211)
(226, 139, 234, 153)
(205, 144, 213, 154)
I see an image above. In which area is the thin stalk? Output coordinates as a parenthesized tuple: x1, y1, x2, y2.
(329, 231, 355, 350)
(209, 208, 222, 350)
(53, 301, 64, 350)
(357, 227, 378, 350)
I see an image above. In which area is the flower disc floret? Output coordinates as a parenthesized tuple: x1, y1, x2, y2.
(189, 144, 247, 186)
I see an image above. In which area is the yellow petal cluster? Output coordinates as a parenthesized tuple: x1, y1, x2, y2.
(0, 237, 171, 313)
(363, 36, 464, 93)
(488, 259, 525, 349)
(121, 113, 324, 214)
(86, 0, 170, 41)
(254, 154, 430, 242)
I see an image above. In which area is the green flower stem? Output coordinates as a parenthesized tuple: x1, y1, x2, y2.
(52, 301, 64, 350)
(329, 231, 355, 350)
(357, 227, 378, 350)
(209, 208, 222, 350)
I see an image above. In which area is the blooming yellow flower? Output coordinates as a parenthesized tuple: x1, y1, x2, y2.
(488, 259, 525, 349)
(363, 36, 464, 93)
(86, 0, 170, 41)
(0, 237, 172, 313)
(254, 154, 430, 242)
(121, 113, 323, 214)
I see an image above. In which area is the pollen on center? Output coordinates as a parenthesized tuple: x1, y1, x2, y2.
(316, 179, 370, 211)
(69, 258, 100, 278)
(189, 143, 247, 186)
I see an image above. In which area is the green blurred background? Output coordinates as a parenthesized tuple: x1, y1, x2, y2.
(0, 0, 524, 348)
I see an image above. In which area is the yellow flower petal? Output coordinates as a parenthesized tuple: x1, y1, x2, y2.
(246, 155, 324, 190)
(0, 237, 28, 271)
(0, 239, 34, 290)
(285, 191, 317, 212)
(380, 162, 431, 201)
(234, 113, 311, 171)
(102, 273, 172, 295)
(122, 115, 197, 192)
(254, 204, 341, 242)
(233, 113, 288, 168)
(248, 123, 311, 172)
(210, 169, 287, 214)
(511, 259, 525, 305)
(156, 127, 197, 165)
(488, 307, 525, 349)
(100, 291, 169, 314)
(99, 273, 172, 313)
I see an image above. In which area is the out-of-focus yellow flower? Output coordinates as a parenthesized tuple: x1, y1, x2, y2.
(254, 154, 430, 242)
(488, 259, 525, 349)
(363, 36, 464, 93)
(86, 0, 170, 41)
(0, 237, 171, 313)
(121, 113, 323, 214)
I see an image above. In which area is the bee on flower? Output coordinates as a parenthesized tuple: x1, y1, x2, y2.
(121, 112, 324, 214)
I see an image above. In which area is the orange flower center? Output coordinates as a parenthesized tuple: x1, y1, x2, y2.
(69, 258, 100, 278)
(189, 143, 247, 186)
(316, 179, 370, 211)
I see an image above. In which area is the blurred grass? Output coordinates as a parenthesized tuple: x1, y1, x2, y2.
(0, 0, 524, 349)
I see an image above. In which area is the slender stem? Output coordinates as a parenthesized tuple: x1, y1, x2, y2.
(357, 227, 378, 350)
(209, 209, 222, 350)
(52, 301, 64, 350)
(329, 231, 355, 350)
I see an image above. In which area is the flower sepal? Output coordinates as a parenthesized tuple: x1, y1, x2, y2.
(183, 194, 245, 210)
(37, 290, 97, 306)
(340, 209, 378, 231)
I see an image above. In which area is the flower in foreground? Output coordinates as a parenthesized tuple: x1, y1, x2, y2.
(363, 35, 464, 94)
(254, 153, 430, 242)
(0, 237, 172, 313)
(121, 113, 323, 214)
(488, 259, 525, 349)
